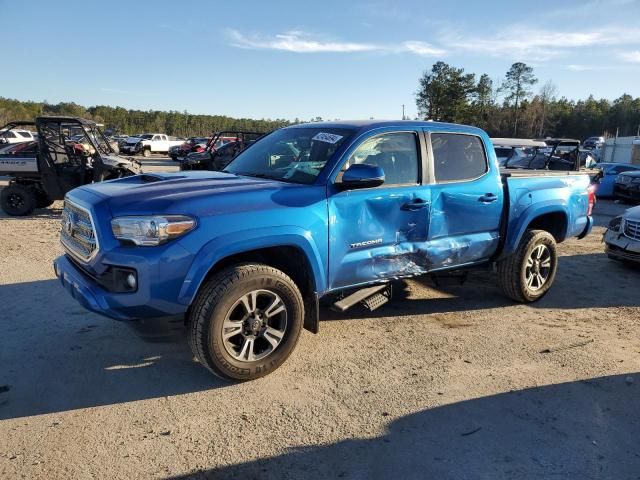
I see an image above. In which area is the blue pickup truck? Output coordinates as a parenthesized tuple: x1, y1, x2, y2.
(54, 121, 594, 380)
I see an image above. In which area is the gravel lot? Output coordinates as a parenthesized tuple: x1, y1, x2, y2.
(1, 165, 639, 479)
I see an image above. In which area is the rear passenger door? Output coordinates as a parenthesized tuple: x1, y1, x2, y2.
(424, 131, 504, 270)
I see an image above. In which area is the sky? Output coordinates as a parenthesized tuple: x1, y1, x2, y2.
(1, 0, 640, 121)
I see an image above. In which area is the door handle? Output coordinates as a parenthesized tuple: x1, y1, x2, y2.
(478, 193, 498, 203)
(402, 198, 430, 211)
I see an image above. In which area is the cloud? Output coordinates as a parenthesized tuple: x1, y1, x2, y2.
(402, 41, 446, 56)
(440, 27, 640, 62)
(567, 64, 595, 71)
(619, 50, 640, 62)
(227, 30, 445, 56)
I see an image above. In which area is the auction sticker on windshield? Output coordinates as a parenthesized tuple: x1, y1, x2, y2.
(313, 132, 344, 144)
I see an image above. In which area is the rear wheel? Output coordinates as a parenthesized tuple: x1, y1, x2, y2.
(497, 229, 558, 303)
(188, 263, 304, 381)
(0, 184, 36, 216)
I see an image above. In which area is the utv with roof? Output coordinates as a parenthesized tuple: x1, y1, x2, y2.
(0, 117, 142, 216)
(179, 131, 265, 171)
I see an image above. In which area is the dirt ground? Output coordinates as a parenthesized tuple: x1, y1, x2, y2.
(0, 177, 639, 479)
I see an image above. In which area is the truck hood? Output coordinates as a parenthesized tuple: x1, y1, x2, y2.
(76, 171, 308, 216)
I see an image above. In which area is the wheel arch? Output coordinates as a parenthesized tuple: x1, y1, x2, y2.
(179, 230, 326, 333)
(500, 203, 569, 260)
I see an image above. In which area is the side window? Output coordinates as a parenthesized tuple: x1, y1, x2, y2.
(431, 133, 488, 182)
(344, 132, 419, 185)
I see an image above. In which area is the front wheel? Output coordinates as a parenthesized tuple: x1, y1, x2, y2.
(497, 229, 558, 303)
(142, 148, 151, 158)
(0, 184, 36, 216)
(188, 263, 304, 381)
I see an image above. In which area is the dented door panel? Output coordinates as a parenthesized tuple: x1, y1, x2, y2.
(328, 186, 430, 289)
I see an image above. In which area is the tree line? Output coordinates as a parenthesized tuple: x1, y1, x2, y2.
(416, 61, 640, 140)
(2, 65, 640, 141)
(0, 97, 291, 137)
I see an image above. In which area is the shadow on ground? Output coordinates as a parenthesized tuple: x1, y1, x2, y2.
(0, 206, 63, 220)
(0, 280, 225, 420)
(169, 373, 640, 479)
(0, 249, 636, 419)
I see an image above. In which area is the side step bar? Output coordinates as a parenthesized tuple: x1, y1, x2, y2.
(333, 283, 392, 312)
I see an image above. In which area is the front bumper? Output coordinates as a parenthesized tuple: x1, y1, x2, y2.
(120, 145, 140, 154)
(54, 251, 191, 321)
(603, 229, 640, 264)
(614, 184, 640, 201)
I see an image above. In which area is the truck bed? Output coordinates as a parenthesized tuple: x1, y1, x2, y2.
(500, 167, 601, 178)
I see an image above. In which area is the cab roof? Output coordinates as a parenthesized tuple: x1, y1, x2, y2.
(36, 116, 97, 126)
(286, 119, 487, 135)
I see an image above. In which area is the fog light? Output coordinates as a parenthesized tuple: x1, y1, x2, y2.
(126, 273, 137, 290)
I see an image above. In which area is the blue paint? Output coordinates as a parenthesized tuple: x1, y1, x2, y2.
(53, 120, 593, 322)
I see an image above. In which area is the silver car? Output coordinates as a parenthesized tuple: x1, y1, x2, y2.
(604, 205, 640, 264)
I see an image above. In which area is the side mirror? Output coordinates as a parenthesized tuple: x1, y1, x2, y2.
(338, 163, 385, 189)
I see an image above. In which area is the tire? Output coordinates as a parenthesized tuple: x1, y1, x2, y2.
(497, 229, 558, 303)
(188, 263, 304, 381)
(0, 184, 36, 216)
(142, 148, 151, 158)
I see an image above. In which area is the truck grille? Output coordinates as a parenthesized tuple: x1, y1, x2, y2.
(60, 200, 99, 262)
(624, 219, 640, 241)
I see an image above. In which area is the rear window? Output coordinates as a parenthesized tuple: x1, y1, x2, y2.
(431, 133, 488, 182)
(18, 131, 32, 138)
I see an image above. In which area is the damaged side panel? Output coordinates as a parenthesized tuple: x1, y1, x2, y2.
(328, 180, 503, 289)
(328, 186, 430, 289)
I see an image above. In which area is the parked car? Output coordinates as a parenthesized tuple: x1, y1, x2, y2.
(119, 133, 184, 157)
(179, 131, 265, 171)
(604, 205, 640, 264)
(0, 118, 142, 216)
(594, 163, 640, 197)
(169, 137, 211, 161)
(584, 136, 605, 149)
(614, 170, 640, 202)
(0, 127, 36, 144)
(54, 120, 594, 381)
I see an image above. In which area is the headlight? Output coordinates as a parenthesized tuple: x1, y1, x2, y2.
(111, 215, 196, 246)
(608, 216, 623, 232)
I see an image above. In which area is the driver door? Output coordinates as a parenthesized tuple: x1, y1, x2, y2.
(327, 130, 431, 289)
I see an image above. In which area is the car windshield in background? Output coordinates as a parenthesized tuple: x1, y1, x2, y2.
(140, 134, 153, 139)
(224, 127, 355, 184)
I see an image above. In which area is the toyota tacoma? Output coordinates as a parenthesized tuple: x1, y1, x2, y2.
(54, 121, 594, 380)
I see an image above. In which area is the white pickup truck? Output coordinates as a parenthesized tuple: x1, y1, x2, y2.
(0, 128, 36, 145)
(120, 133, 184, 157)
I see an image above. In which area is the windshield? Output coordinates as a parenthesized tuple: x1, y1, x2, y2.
(140, 134, 154, 140)
(224, 127, 355, 184)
